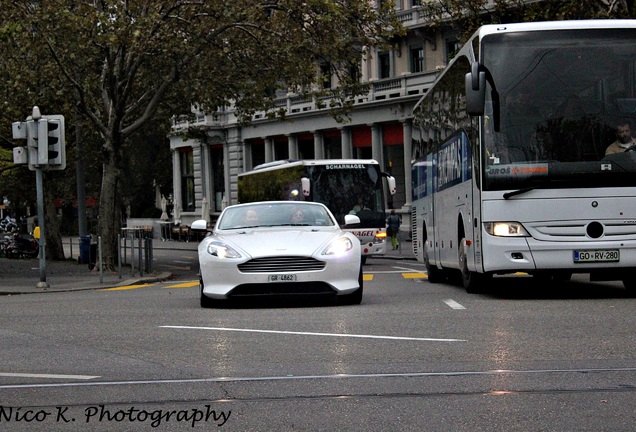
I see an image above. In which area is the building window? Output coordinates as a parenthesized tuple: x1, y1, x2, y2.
(180, 149, 195, 211)
(211, 147, 225, 211)
(320, 62, 332, 89)
(378, 52, 391, 79)
(446, 39, 461, 63)
(410, 46, 424, 73)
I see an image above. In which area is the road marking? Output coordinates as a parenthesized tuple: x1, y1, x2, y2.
(101, 284, 153, 291)
(393, 266, 426, 272)
(0, 372, 99, 380)
(363, 274, 374, 281)
(160, 325, 465, 342)
(159, 265, 191, 270)
(444, 299, 466, 310)
(3, 367, 635, 390)
(165, 281, 199, 288)
(403, 272, 427, 279)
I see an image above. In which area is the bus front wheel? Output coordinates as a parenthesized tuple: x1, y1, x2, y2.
(424, 249, 444, 283)
(623, 278, 636, 297)
(459, 238, 490, 293)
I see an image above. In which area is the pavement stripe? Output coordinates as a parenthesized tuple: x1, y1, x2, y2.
(363, 274, 374, 281)
(403, 272, 427, 279)
(3, 367, 636, 390)
(165, 281, 199, 288)
(159, 265, 191, 270)
(443, 299, 466, 310)
(0, 372, 99, 380)
(101, 284, 154, 291)
(161, 325, 465, 342)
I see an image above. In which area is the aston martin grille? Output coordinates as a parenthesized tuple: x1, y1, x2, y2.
(238, 256, 325, 273)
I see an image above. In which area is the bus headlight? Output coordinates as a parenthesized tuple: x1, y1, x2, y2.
(484, 222, 529, 237)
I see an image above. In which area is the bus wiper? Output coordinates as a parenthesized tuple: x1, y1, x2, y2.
(503, 187, 535, 199)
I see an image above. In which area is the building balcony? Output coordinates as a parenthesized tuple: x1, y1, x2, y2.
(172, 70, 437, 131)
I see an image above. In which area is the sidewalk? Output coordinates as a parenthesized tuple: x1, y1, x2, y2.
(0, 236, 414, 296)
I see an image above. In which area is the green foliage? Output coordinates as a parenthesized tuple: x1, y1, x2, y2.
(0, 0, 402, 266)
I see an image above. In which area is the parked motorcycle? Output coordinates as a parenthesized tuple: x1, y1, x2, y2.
(5, 233, 39, 259)
(0, 216, 18, 233)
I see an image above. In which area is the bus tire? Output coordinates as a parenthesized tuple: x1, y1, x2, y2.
(623, 278, 636, 296)
(426, 261, 444, 283)
(459, 238, 489, 293)
(424, 248, 444, 283)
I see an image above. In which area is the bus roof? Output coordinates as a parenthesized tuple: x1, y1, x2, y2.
(413, 19, 636, 112)
(242, 159, 380, 176)
(474, 19, 636, 38)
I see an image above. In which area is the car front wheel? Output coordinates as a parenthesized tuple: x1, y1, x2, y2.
(341, 267, 364, 305)
(200, 276, 220, 308)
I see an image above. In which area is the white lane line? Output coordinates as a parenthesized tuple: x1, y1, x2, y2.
(2, 367, 635, 390)
(443, 299, 466, 310)
(393, 266, 427, 272)
(160, 325, 465, 342)
(0, 372, 100, 380)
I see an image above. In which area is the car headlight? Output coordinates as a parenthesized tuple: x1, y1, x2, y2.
(207, 241, 242, 258)
(322, 236, 354, 256)
(484, 222, 529, 237)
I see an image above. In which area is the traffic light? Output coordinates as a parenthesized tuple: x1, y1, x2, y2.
(26, 119, 39, 171)
(37, 115, 66, 170)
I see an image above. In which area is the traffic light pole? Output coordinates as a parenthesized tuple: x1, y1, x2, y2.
(12, 106, 65, 288)
(35, 166, 49, 289)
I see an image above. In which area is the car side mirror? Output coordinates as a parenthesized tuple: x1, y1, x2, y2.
(344, 214, 360, 226)
(191, 219, 208, 230)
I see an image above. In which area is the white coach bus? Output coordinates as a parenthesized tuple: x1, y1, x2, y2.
(238, 159, 396, 263)
(411, 20, 636, 293)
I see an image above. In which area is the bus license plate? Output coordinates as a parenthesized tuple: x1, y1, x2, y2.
(573, 249, 619, 263)
(268, 274, 296, 282)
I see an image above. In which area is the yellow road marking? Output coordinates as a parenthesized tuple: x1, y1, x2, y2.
(363, 274, 373, 281)
(165, 281, 199, 288)
(160, 265, 191, 270)
(403, 272, 427, 279)
(102, 283, 154, 291)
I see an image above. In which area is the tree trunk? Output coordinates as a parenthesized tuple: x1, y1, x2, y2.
(43, 172, 65, 261)
(97, 139, 122, 270)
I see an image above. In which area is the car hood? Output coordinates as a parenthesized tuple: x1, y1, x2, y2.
(213, 228, 343, 258)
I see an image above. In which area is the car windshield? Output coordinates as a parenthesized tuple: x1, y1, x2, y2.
(217, 203, 336, 230)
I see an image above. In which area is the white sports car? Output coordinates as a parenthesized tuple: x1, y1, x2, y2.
(191, 201, 363, 307)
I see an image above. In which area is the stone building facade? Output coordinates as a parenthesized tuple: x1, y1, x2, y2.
(168, 3, 459, 226)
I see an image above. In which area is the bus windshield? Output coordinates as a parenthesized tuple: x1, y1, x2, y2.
(483, 29, 636, 191)
(238, 161, 388, 228)
(306, 164, 386, 228)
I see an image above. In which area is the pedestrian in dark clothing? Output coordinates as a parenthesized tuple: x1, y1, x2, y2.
(386, 209, 401, 250)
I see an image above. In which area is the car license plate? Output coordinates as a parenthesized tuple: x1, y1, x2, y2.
(573, 249, 619, 263)
(268, 274, 296, 282)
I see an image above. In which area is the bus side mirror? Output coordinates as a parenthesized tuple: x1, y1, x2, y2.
(387, 176, 397, 195)
(465, 67, 486, 116)
(301, 177, 310, 197)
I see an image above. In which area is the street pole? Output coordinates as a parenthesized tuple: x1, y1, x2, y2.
(12, 105, 65, 289)
(35, 166, 48, 288)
